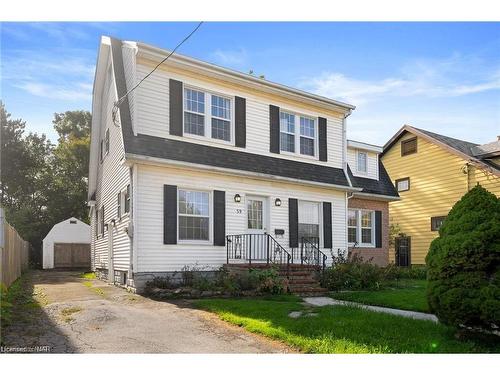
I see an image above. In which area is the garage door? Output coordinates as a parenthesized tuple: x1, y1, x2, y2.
(54, 243, 91, 269)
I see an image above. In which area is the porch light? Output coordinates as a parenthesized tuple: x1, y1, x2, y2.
(234, 194, 241, 203)
(275, 198, 282, 207)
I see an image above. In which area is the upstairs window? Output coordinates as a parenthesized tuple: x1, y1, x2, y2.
(357, 151, 367, 173)
(183, 87, 232, 142)
(280, 110, 317, 157)
(184, 88, 205, 136)
(105, 128, 110, 155)
(211, 95, 231, 141)
(396, 177, 410, 192)
(300, 117, 315, 156)
(280, 112, 295, 153)
(401, 137, 417, 156)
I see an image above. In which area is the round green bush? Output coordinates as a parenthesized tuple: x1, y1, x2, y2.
(426, 185, 500, 331)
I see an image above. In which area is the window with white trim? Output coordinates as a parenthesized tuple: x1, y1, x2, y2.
(178, 189, 210, 241)
(357, 151, 367, 173)
(105, 129, 110, 155)
(298, 201, 320, 242)
(183, 87, 232, 142)
(347, 210, 357, 244)
(280, 110, 317, 156)
(348, 209, 375, 246)
(118, 185, 130, 219)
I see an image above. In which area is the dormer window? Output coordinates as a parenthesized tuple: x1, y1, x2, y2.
(183, 87, 232, 142)
(280, 110, 316, 157)
(357, 151, 367, 173)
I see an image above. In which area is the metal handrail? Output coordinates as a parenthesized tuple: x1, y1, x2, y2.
(226, 233, 291, 275)
(300, 237, 327, 271)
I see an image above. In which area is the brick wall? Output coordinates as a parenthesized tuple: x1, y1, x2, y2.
(348, 198, 389, 266)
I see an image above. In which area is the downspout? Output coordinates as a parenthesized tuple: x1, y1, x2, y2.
(342, 110, 353, 258)
(127, 165, 135, 286)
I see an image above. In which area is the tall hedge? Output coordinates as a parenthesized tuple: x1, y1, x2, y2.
(426, 185, 500, 331)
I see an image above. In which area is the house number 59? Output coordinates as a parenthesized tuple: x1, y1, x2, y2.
(236, 209, 242, 214)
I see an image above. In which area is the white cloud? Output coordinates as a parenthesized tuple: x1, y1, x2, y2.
(301, 54, 500, 105)
(210, 48, 248, 67)
(14, 82, 92, 101)
(2, 50, 95, 102)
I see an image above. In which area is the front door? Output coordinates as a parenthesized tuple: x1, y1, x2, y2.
(246, 196, 268, 261)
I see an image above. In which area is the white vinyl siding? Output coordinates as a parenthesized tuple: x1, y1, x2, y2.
(135, 164, 347, 272)
(347, 147, 379, 180)
(92, 59, 132, 273)
(133, 61, 344, 169)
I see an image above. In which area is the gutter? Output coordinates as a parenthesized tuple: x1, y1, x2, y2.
(135, 41, 356, 113)
(125, 152, 362, 193)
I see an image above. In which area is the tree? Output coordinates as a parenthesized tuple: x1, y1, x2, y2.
(0, 104, 91, 265)
(426, 185, 500, 332)
(1, 102, 54, 256)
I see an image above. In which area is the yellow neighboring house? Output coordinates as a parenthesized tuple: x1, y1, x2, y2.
(381, 125, 500, 265)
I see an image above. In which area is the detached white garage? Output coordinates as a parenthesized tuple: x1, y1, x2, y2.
(43, 217, 91, 269)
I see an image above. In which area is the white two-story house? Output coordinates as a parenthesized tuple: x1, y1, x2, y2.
(88, 37, 398, 291)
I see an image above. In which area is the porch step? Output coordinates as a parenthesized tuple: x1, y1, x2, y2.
(287, 278, 317, 285)
(288, 286, 329, 296)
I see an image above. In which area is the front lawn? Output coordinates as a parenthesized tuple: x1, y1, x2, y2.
(194, 296, 499, 353)
(330, 279, 429, 313)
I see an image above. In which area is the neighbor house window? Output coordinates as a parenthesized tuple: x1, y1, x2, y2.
(401, 137, 417, 156)
(183, 87, 232, 142)
(357, 151, 367, 173)
(396, 177, 410, 192)
(100, 140, 103, 162)
(348, 210, 358, 244)
(178, 189, 210, 241)
(280, 110, 317, 157)
(298, 201, 320, 244)
(348, 209, 375, 246)
(431, 216, 446, 231)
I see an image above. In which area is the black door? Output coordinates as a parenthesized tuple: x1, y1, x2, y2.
(395, 236, 411, 267)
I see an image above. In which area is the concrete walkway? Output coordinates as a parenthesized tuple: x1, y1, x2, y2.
(303, 297, 439, 323)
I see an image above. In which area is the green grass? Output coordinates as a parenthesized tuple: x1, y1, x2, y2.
(330, 279, 429, 313)
(80, 272, 96, 280)
(194, 296, 500, 353)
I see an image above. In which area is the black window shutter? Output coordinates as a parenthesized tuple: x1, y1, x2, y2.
(235, 97, 246, 148)
(323, 202, 332, 248)
(269, 105, 280, 154)
(169, 79, 183, 136)
(117, 192, 121, 219)
(164, 185, 177, 244)
(375, 211, 382, 248)
(318, 117, 327, 161)
(288, 198, 298, 247)
(213, 190, 226, 246)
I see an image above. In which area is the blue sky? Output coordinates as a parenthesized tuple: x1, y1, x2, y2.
(1, 22, 499, 145)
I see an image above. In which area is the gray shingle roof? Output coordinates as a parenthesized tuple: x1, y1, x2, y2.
(413, 127, 479, 157)
(347, 162, 399, 198)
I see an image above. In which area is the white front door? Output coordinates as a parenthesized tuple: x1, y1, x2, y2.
(246, 196, 268, 261)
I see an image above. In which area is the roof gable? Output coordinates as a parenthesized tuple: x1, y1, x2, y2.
(382, 125, 500, 176)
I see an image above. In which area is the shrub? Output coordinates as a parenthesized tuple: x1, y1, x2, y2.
(322, 253, 383, 291)
(382, 264, 427, 280)
(426, 185, 500, 331)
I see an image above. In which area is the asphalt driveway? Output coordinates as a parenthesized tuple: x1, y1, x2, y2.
(1, 270, 292, 353)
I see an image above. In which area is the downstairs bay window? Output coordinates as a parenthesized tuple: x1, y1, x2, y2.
(348, 209, 375, 247)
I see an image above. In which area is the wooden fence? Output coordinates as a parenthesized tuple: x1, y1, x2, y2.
(0, 208, 30, 288)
